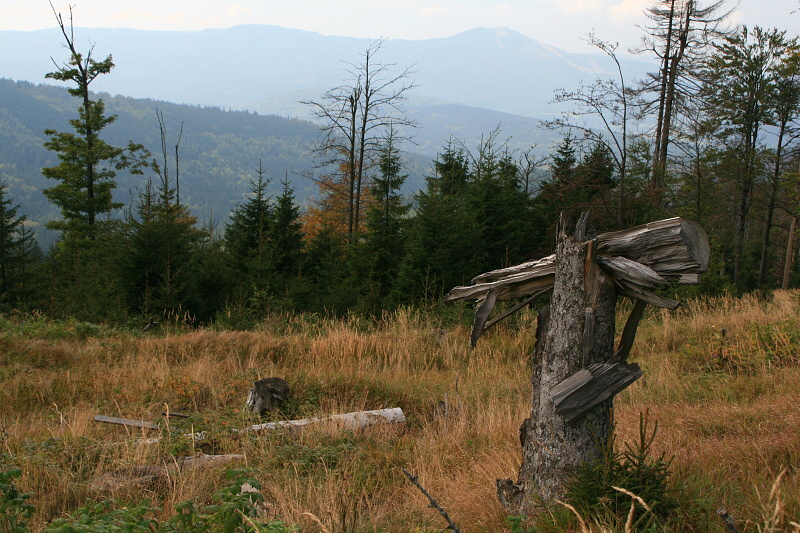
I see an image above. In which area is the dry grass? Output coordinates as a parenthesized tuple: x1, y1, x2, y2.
(1, 293, 799, 531)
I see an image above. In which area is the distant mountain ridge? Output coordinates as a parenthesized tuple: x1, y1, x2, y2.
(0, 25, 655, 245)
(0, 25, 653, 119)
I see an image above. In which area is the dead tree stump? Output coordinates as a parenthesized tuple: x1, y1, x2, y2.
(246, 377, 290, 415)
(497, 216, 617, 513)
(444, 215, 710, 515)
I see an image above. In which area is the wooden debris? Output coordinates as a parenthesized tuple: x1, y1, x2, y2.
(177, 453, 246, 470)
(247, 407, 406, 433)
(613, 300, 647, 363)
(471, 290, 499, 348)
(94, 415, 159, 431)
(444, 217, 710, 347)
(90, 465, 168, 493)
(596, 217, 710, 277)
(90, 454, 246, 494)
(161, 411, 190, 418)
(551, 362, 644, 422)
(403, 468, 464, 533)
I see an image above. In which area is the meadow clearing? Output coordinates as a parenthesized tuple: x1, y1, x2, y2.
(1, 291, 799, 531)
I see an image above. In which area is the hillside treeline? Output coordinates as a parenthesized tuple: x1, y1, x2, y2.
(0, 78, 330, 239)
(3, 1, 800, 324)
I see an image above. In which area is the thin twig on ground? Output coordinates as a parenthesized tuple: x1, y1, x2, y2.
(402, 468, 463, 533)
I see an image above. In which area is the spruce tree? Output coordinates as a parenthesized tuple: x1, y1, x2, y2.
(0, 181, 40, 310)
(42, 6, 146, 243)
(268, 177, 304, 293)
(225, 162, 273, 290)
(359, 133, 410, 311)
(123, 179, 200, 319)
(394, 143, 482, 302)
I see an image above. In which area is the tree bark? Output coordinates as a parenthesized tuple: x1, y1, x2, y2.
(497, 218, 616, 513)
(783, 215, 798, 290)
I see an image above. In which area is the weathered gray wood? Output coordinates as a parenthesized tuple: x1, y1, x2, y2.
(497, 218, 616, 513)
(613, 299, 647, 363)
(444, 268, 555, 302)
(479, 288, 550, 338)
(614, 278, 680, 310)
(247, 407, 406, 433)
(551, 362, 644, 422)
(471, 290, 499, 348)
(446, 217, 708, 305)
(94, 415, 159, 431)
(471, 254, 555, 284)
(596, 217, 710, 276)
(597, 256, 668, 289)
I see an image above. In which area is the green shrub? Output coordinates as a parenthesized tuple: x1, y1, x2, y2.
(1, 467, 295, 533)
(564, 412, 678, 531)
(0, 468, 34, 533)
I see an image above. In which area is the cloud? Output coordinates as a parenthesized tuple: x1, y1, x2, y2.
(166, 11, 190, 25)
(417, 6, 447, 17)
(608, 0, 648, 21)
(547, 0, 603, 15)
(225, 3, 252, 18)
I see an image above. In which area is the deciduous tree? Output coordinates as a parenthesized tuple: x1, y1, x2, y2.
(303, 40, 415, 244)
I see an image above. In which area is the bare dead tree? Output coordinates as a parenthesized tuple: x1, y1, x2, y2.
(302, 40, 416, 244)
(547, 34, 631, 229)
(154, 110, 184, 207)
(634, 0, 732, 201)
(518, 146, 548, 197)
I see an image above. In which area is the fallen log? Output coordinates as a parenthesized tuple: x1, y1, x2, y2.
(94, 415, 159, 431)
(247, 407, 406, 433)
(142, 407, 407, 444)
(90, 454, 246, 494)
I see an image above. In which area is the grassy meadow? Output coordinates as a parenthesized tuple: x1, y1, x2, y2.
(1, 291, 799, 531)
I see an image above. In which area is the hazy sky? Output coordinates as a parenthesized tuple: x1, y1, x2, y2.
(2, 0, 799, 55)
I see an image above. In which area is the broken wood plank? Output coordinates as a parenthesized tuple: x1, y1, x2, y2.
(478, 288, 551, 340)
(471, 255, 555, 284)
(613, 278, 680, 309)
(445, 217, 709, 307)
(613, 299, 647, 363)
(596, 256, 669, 290)
(551, 362, 644, 422)
(471, 290, 499, 348)
(247, 407, 406, 433)
(94, 415, 159, 431)
(443, 267, 555, 303)
(597, 217, 710, 277)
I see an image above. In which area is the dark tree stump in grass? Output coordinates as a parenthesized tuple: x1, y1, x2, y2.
(246, 377, 290, 415)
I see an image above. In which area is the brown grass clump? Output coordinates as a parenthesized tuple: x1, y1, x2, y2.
(1, 292, 799, 531)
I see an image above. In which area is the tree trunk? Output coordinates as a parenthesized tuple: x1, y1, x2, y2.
(758, 120, 787, 287)
(784, 215, 798, 290)
(497, 217, 616, 513)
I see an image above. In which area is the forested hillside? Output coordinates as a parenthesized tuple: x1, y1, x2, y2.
(1, 78, 427, 245)
(1, 5, 800, 325)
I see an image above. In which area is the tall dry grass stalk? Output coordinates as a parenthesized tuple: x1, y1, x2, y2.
(1, 293, 799, 530)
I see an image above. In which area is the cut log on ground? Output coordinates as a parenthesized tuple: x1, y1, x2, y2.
(94, 415, 159, 431)
(90, 454, 246, 494)
(247, 407, 406, 433)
